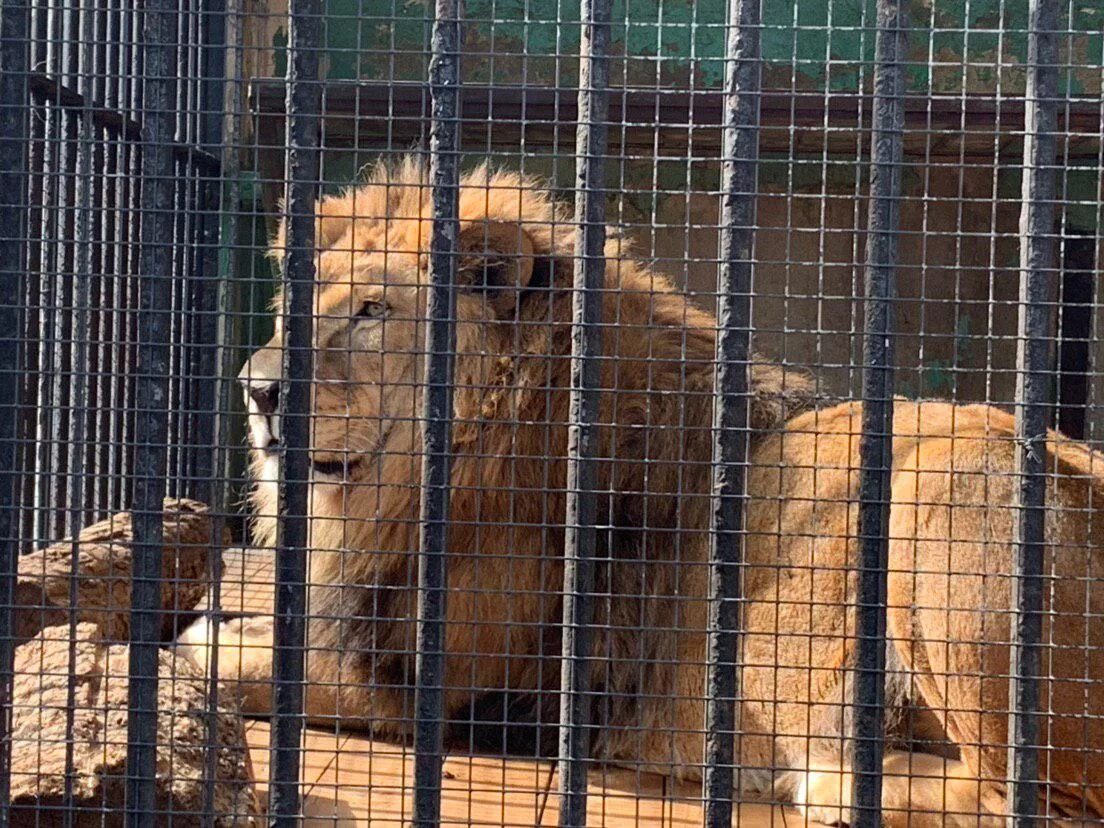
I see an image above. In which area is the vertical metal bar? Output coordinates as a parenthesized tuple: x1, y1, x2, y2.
(195, 3, 231, 823)
(67, 0, 97, 560)
(849, 0, 907, 824)
(62, 0, 98, 816)
(703, 0, 762, 822)
(1007, 0, 1059, 822)
(122, 4, 141, 520)
(50, 2, 77, 541)
(87, 0, 111, 520)
(38, 1, 68, 543)
(556, 0, 610, 822)
(20, 1, 43, 552)
(268, 0, 322, 822)
(31, 77, 56, 547)
(189, 0, 227, 509)
(0, 0, 31, 816)
(411, 1, 461, 824)
(125, 1, 179, 824)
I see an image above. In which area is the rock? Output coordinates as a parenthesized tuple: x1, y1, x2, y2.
(9, 623, 260, 826)
(16, 499, 228, 642)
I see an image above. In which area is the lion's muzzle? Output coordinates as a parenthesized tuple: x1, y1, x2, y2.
(239, 346, 283, 453)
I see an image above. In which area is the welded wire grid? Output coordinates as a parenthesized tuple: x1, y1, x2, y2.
(0, 0, 1102, 825)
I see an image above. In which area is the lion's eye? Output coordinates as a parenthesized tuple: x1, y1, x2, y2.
(355, 300, 388, 320)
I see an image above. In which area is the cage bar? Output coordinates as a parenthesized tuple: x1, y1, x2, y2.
(268, 0, 323, 822)
(411, 0, 462, 824)
(63, 4, 97, 814)
(34, 2, 70, 548)
(124, 2, 180, 823)
(67, 0, 98, 564)
(18, 1, 219, 541)
(0, 0, 31, 811)
(702, 0, 762, 821)
(195, 3, 232, 822)
(556, 0, 611, 822)
(188, 0, 230, 511)
(850, 0, 907, 822)
(1008, 0, 1060, 821)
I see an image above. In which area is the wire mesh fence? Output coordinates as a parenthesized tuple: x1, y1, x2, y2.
(0, 0, 1102, 824)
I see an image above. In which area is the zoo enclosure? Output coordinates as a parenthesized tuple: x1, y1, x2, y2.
(0, 0, 1102, 825)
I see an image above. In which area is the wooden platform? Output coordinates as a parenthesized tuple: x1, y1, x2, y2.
(205, 550, 820, 826)
(242, 721, 817, 826)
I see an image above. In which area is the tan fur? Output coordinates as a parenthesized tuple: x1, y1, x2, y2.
(179, 159, 1104, 823)
(793, 752, 1006, 827)
(744, 402, 1104, 822)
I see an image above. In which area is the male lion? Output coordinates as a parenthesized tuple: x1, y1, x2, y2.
(180, 158, 1104, 824)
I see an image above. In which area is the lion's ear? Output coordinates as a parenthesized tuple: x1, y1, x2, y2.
(455, 221, 538, 315)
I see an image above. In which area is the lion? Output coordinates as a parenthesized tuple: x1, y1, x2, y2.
(179, 158, 1104, 825)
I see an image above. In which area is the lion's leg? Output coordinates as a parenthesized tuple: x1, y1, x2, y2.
(176, 615, 384, 731)
(793, 751, 1003, 827)
(891, 534, 1104, 821)
(887, 439, 1104, 822)
(884, 533, 1013, 821)
(894, 599, 1104, 823)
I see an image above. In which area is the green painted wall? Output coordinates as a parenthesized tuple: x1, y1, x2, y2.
(254, 0, 1103, 209)
(270, 0, 1103, 95)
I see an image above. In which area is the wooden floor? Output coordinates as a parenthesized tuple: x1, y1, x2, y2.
(242, 720, 816, 826)
(205, 550, 820, 826)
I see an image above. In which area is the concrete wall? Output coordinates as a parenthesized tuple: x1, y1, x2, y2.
(642, 164, 1023, 402)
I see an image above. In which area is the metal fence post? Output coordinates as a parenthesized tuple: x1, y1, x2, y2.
(268, 0, 323, 822)
(189, 0, 230, 510)
(703, 0, 762, 821)
(556, 0, 611, 822)
(62, 4, 98, 813)
(1008, 0, 1060, 822)
(125, 1, 180, 823)
(850, 0, 907, 823)
(411, 0, 462, 824)
(0, 0, 31, 817)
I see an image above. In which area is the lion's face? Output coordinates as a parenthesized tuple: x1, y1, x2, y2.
(239, 277, 422, 509)
(240, 160, 569, 546)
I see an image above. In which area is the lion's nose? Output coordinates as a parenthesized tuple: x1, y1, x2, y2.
(242, 378, 280, 417)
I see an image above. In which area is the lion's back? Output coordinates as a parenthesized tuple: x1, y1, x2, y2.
(739, 399, 1104, 771)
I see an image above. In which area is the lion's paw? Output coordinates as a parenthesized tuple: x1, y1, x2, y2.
(176, 614, 217, 669)
(792, 767, 853, 826)
(176, 615, 275, 686)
